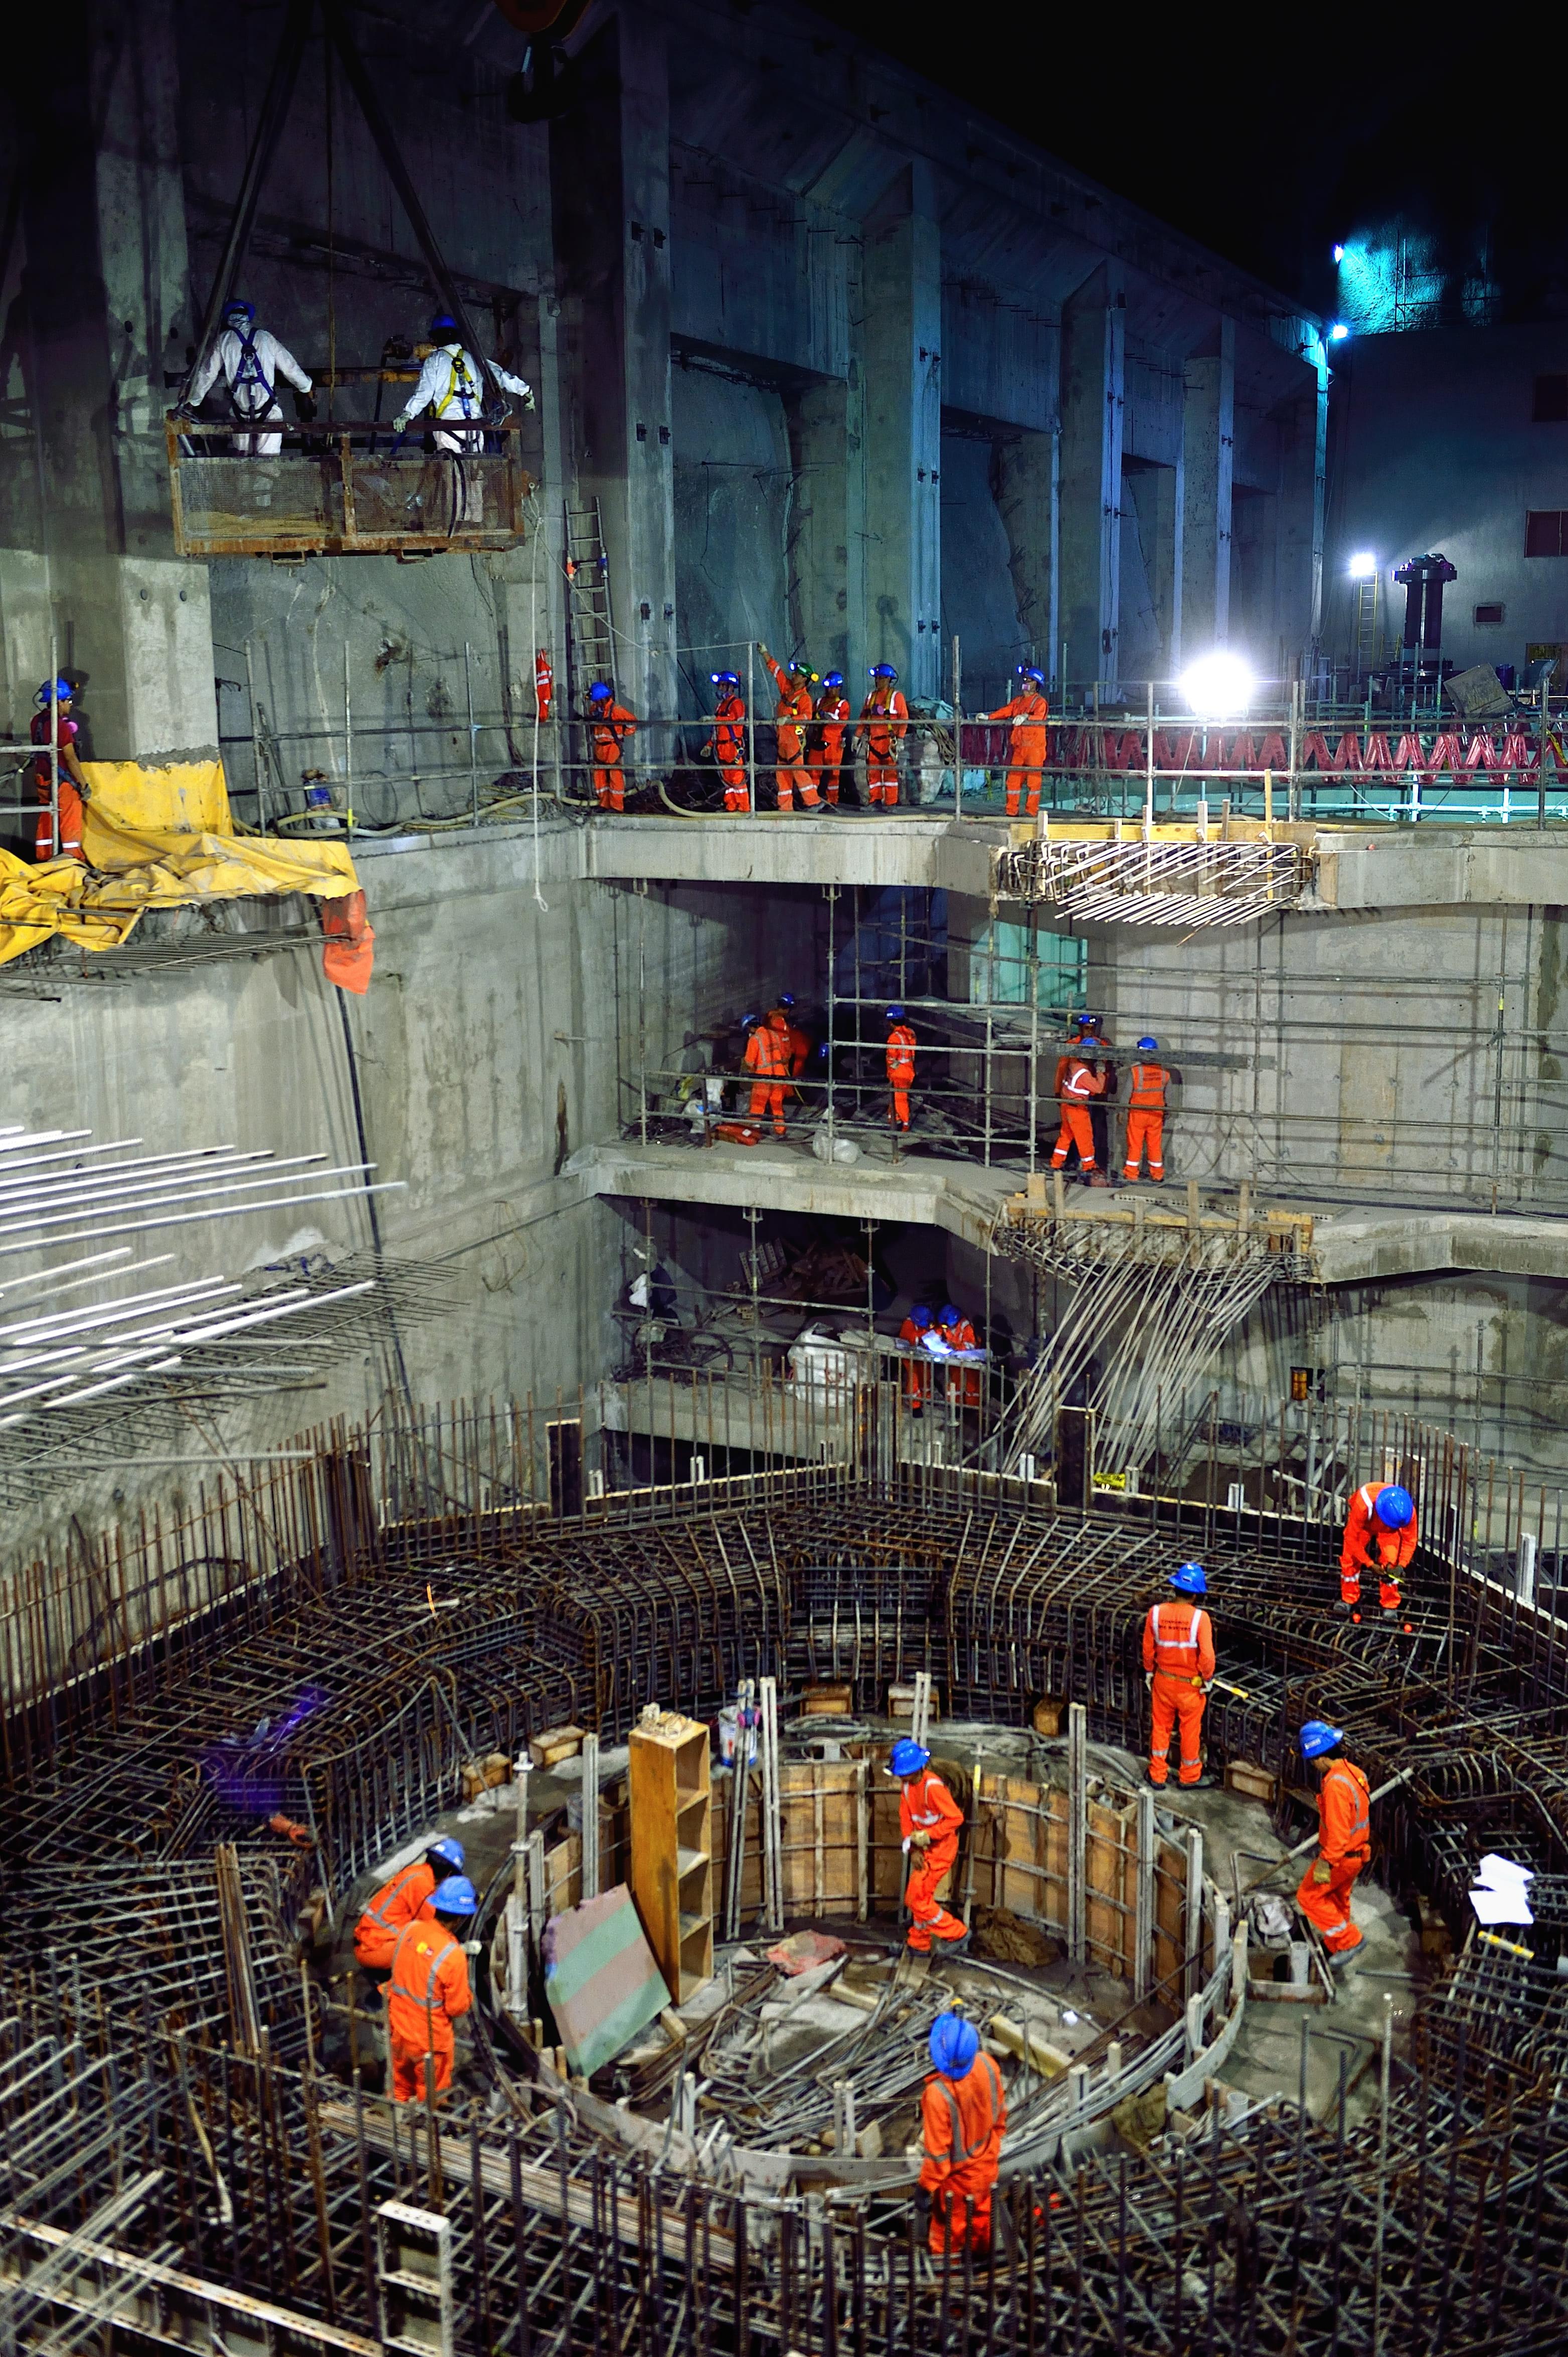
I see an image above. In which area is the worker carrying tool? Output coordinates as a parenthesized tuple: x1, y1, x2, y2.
(885, 1006, 917, 1130)
(1143, 1561, 1215, 1787)
(920, 2013, 1006, 2256)
(1050, 1040, 1108, 1179)
(706, 672, 750, 812)
(387, 1873, 477, 2103)
(889, 1739, 969, 1956)
(898, 1303, 934, 1415)
(1295, 1721, 1371, 1967)
(809, 672, 851, 805)
(354, 1836, 467, 1973)
(186, 298, 314, 455)
(858, 665, 908, 807)
(1338, 1481, 1417, 1616)
(984, 665, 1051, 818)
(1123, 1037, 1169, 1183)
(29, 679, 90, 863)
(935, 1302, 984, 1408)
(587, 682, 637, 812)
(391, 312, 534, 451)
(744, 1007, 793, 1135)
(759, 646, 821, 811)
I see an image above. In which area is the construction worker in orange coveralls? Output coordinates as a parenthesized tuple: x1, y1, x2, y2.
(885, 1005, 917, 1129)
(353, 1835, 467, 1973)
(858, 664, 908, 806)
(759, 645, 820, 811)
(899, 1303, 934, 1415)
(1143, 1561, 1214, 1787)
(706, 670, 749, 811)
(587, 681, 636, 812)
(890, 1738, 969, 1956)
(744, 1007, 793, 1135)
(387, 1874, 476, 2103)
(1123, 1037, 1169, 1183)
(1295, 1721, 1371, 1968)
(985, 664, 1051, 818)
(30, 678, 90, 862)
(1338, 1481, 1416, 1617)
(809, 671, 851, 805)
(1051, 1042, 1107, 1177)
(936, 1301, 984, 1409)
(920, 2013, 1006, 2256)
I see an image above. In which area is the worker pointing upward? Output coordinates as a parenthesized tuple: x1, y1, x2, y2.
(1143, 1561, 1214, 1788)
(1339, 1481, 1416, 1617)
(759, 645, 820, 811)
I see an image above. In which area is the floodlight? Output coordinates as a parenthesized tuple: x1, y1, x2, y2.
(1179, 651, 1254, 719)
(1328, 322, 1350, 342)
(1348, 552, 1377, 578)
(1332, 244, 1345, 263)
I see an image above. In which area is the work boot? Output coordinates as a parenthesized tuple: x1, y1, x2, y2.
(933, 1931, 972, 1961)
(1332, 1600, 1351, 1618)
(1381, 1606, 1400, 1620)
(1327, 1942, 1363, 1974)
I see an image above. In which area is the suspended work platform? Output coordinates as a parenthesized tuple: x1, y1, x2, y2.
(166, 418, 533, 558)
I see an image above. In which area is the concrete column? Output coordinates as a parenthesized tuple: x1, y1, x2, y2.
(550, 8, 676, 720)
(1276, 342, 1329, 672)
(786, 381, 860, 681)
(993, 427, 1058, 678)
(861, 167, 942, 701)
(1181, 320, 1235, 656)
(1059, 266, 1126, 693)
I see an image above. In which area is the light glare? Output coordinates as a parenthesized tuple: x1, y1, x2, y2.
(1180, 652, 1254, 718)
(1348, 551, 1377, 578)
(1328, 322, 1350, 342)
(1333, 243, 1346, 262)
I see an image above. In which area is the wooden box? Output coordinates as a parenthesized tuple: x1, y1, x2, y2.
(1224, 1760, 1278, 1805)
(530, 1724, 586, 1770)
(801, 1683, 853, 1717)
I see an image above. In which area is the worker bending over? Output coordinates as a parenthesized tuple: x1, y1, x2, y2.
(1144, 1561, 1214, 1787)
(743, 1008, 793, 1135)
(186, 298, 313, 456)
(1123, 1037, 1169, 1183)
(387, 1873, 477, 2102)
(354, 1836, 466, 1973)
(985, 665, 1051, 818)
(898, 1303, 934, 1415)
(885, 1006, 917, 1129)
(759, 646, 820, 811)
(858, 665, 908, 806)
(586, 682, 637, 811)
(706, 671, 749, 811)
(920, 2014, 1006, 2257)
(1295, 1721, 1371, 1968)
(1051, 1041, 1107, 1179)
(809, 672, 850, 805)
(936, 1302, 983, 1408)
(1338, 1481, 1416, 1616)
(30, 679, 91, 863)
(889, 1739, 968, 1956)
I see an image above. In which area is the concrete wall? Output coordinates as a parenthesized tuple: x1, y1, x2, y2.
(1325, 321, 1568, 680)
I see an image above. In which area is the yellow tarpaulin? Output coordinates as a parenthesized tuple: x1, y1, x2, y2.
(0, 760, 359, 968)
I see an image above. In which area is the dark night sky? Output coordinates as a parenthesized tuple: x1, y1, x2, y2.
(807, 5, 1568, 321)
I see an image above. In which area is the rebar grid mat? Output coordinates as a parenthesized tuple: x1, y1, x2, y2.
(992, 834, 1307, 924)
(4, 1408, 1568, 2349)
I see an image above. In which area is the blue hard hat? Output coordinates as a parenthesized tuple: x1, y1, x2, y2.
(1016, 665, 1047, 687)
(1170, 1561, 1207, 1597)
(429, 312, 460, 341)
(870, 663, 898, 681)
(224, 298, 255, 325)
(824, 671, 845, 688)
(1299, 1720, 1343, 1761)
(740, 1010, 761, 1028)
(1137, 1036, 1159, 1053)
(885, 1005, 906, 1024)
(431, 1874, 478, 1916)
(712, 671, 740, 687)
(589, 682, 613, 701)
(929, 2013, 980, 2077)
(778, 993, 796, 1009)
(910, 1305, 933, 1327)
(36, 677, 73, 705)
(1375, 1485, 1415, 1530)
(427, 1835, 466, 1872)
(888, 1738, 930, 1777)
(940, 1304, 960, 1326)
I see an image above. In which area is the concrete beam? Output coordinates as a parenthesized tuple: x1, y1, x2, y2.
(583, 813, 997, 895)
(1304, 830, 1568, 911)
(1181, 322, 1235, 656)
(1313, 1209, 1568, 1286)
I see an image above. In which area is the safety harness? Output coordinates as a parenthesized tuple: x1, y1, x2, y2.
(228, 329, 275, 415)
(434, 347, 481, 420)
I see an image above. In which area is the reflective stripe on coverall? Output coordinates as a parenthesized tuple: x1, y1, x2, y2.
(30, 709, 84, 861)
(387, 1914, 471, 2102)
(354, 1860, 436, 1970)
(1123, 1058, 1169, 1181)
(858, 689, 908, 805)
(590, 703, 637, 811)
(899, 1314, 931, 1411)
(1340, 1481, 1417, 1609)
(745, 1016, 793, 1133)
(920, 2051, 1006, 2254)
(809, 688, 850, 802)
(985, 690, 1050, 816)
(939, 1312, 981, 1408)
(765, 658, 818, 808)
(886, 1021, 917, 1129)
(710, 693, 749, 809)
(1051, 1056, 1106, 1170)
(1142, 1600, 1215, 1785)
(1296, 1758, 1371, 1954)
(901, 1768, 965, 1950)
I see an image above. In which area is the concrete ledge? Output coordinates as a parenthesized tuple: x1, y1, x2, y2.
(583, 812, 1000, 896)
(566, 1137, 1013, 1248)
(1313, 1207, 1568, 1284)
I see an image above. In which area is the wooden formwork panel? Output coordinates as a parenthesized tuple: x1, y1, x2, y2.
(1153, 1837, 1188, 1994)
(973, 1772, 1066, 1930)
(1087, 1797, 1134, 1977)
(711, 1759, 870, 1920)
